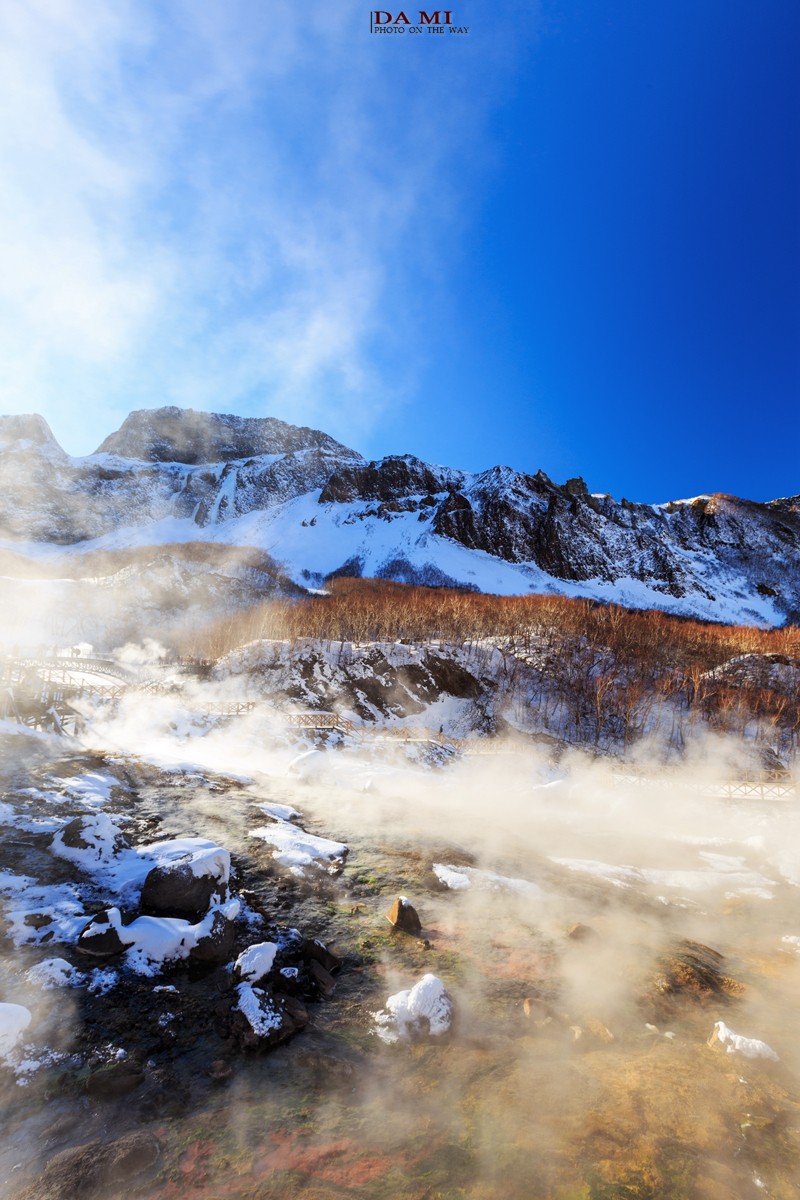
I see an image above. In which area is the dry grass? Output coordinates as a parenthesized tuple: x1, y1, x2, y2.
(179, 578, 800, 752)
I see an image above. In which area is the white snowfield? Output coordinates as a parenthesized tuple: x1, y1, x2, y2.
(0, 433, 787, 627)
(374, 973, 453, 1043)
(710, 1021, 778, 1061)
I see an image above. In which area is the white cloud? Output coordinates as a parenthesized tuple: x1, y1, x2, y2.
(0, 0, 529, 452)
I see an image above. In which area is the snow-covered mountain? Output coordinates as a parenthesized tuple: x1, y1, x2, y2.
(1, 407, 798, 626)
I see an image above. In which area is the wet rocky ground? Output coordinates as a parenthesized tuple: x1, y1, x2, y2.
(1, 732, 800, 1200)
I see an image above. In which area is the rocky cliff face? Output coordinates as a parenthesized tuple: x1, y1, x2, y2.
(0, 407, 797, 626)
(96, 407, 359, 464)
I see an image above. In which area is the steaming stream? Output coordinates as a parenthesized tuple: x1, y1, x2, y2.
(1, 723, 799, 1200)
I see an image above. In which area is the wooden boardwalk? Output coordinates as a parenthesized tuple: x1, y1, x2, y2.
(611, 767, 796, 801)
(1, 656, 793, 797)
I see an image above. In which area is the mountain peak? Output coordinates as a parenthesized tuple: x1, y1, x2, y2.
(0, 413, 65, 456)
(95, 406, 362, 465)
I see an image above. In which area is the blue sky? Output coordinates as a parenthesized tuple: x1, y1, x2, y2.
(1, 0, 797, 502)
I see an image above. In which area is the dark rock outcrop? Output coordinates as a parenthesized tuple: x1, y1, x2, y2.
(320, 455, 464, 504)
(187, 908, 238, 966)
(96, 406, 360, 464)
(2, 406, 799, 623)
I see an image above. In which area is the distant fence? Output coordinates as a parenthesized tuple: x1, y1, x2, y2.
(611, 767, 796, 801)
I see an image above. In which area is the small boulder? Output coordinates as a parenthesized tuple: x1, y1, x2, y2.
(308, 958, 337, 998)
(386, 896, 422, 934)
(140, 862, 222, 922)
(85, 1060, 145, 1100)
(303, 937, 342, 973)
(188, 908, 237, 966)
(566, 922, 598, 942)
(231, 984, 309, 1050)
(77, 910, 127, 958)
(233, 941, 279, 984)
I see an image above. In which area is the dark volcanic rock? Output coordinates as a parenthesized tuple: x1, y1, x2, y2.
(187, 907, 237, 966)
(77, 910, 127, 958)
(97, 406, 359, 464)
(85, 1060, 145, 1100)
(303, 937, 342, 974)
(319, 455, 464, 504)
(231, 986, 309, 1050)
(307, 958, 337, 997)
(140, 862, 223, 922)
(16, 1132, 160, 1200)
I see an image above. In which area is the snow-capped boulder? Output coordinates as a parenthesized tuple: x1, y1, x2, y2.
(231, 983, 309, 1049)
(77, 909, 129, 958)
(373, 974, 453, 1043)
(140, 843, 230, 921)
(51, 814, 130, 870)
(78, 900, 241, 972)
(234, 941, 279, 984)
(139, 863, 220, 922)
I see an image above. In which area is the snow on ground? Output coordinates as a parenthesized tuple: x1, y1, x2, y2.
(25, 958, 86, 989)
(45, 772, 117, 809)
(710, 1021, 779, 1061)
(0, 871, 88, 946)
(249, 817, 348, 875)
(433, 862, 546, 897)
(0, 1003, 32, 1058)
(550, 856, 775, 898)
(51, 812, 129, 870)
(256, 802, 301, 821)
(373, 974, 453, 1043)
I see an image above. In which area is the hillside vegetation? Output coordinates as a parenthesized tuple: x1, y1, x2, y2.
(182, 579, 800, 756)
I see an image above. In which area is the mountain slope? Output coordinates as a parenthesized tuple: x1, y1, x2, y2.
(0, 407, 797, 626)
